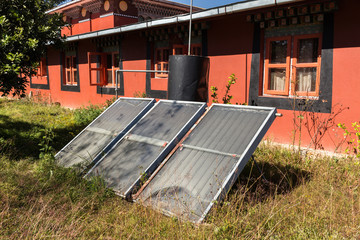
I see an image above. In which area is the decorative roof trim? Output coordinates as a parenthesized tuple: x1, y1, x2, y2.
(66, 0, 308, 42)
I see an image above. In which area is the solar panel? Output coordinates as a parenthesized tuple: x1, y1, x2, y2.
(85, 100, 206, 199)
(55, 97, 155, 169)
(137, 104, 277, 223)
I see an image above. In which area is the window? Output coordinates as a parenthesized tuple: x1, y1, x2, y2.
(61, 49, 80, 92)
(263, 33, 322, 97)
(191, 44, 202, 56)
(292, 35, 322, 96)
(155, 48, 170, 78)
(173, 45, 185, 55)
(106, 53, 119, 87)
(88, 52, 120, 87)
(36, 58, 47, 77)
(172, 44, 202, 56)
(30, 56, 49, 89)
(64, 56, 77, 85)
(155, 44, 202, 78)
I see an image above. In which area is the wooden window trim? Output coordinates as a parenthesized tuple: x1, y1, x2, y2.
(155, 47, 169, 78)
(154, 44, 202, 78)
(263, 36, 291, 96)
(172, 44, 185, 55)
(190, 44, 202, 56)
(263, 34, 322, 97)
(105, 52, 119, 87)
(291, 33, 322, 97)
(36, 58, 47, 77)
(88, 52, 107, 86)
(65, 56, 77, 85)
(173, 44, 202, 56)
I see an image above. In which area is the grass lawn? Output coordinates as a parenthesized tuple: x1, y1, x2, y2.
(0, 97, 359, 239)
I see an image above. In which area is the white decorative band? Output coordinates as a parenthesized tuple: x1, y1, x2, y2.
(100, 12, 138, 19)
(114, 13, 138, 19)
(78, 18, 90, 23)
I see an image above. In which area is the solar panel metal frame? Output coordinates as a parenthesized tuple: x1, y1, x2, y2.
(137, 103, 277, 223)
(85, 100, 207, 199)
(55, 97, 156, 169)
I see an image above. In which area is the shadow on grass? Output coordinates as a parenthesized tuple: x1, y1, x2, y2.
(0, 114, 86, 160)
(228, 159, 311, 204)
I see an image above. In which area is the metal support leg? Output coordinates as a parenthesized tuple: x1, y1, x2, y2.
(251, 155, 268, 183)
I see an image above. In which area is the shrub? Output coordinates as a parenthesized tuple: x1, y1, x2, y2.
(73, 104, 103, 126)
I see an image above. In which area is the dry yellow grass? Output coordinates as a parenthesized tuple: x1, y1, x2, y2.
(1, 98, 359, 239)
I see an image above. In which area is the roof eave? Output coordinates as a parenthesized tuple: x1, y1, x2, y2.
(66, 0, 307, 42)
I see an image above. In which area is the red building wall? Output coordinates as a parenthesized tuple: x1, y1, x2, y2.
(250, 0, 360, 151)
(207, 14, 254, 106)
(28, 0, 360, 152)
(122, 34, 148, 96)
(205, 1, 360, 152)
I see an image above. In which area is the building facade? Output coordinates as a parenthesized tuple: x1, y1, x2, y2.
(28, 0, 360, 152)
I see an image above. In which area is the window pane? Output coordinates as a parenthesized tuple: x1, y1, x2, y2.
(175, 47, 183, 55)
(296, 67, 317, 92)
(107, 54, 112, 68)
(96, 71, 101, 84)
(114, 54, 119, 67)
(269, 68, 286, 91)
(192, 46, 201, 56)
(156, 63, 161, 71)
(72, 57, 76, 68)
(66, 58, 70, 68)
(107, 70, 113, 84)
(298, 38, 319, 63)
(66, 71, 71, 84)
(156, 50, 161, 61)
(163, 63, 168, 71)
(270, 40, 288, 64)
(73, 70, 77, 84)
(163, 49, 169, 61)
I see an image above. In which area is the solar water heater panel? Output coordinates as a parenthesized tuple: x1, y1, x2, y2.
(55, 98, 155, 169)
(138, 104, 277, 223)
(85, 100, 206, 198)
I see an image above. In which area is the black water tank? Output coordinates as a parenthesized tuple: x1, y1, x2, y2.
(168, 55, 209, 101)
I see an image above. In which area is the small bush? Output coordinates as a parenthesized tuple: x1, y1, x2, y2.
(73, 104, 103, 126)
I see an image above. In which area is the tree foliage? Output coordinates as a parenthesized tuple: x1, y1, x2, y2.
(0, 0, 66, 96)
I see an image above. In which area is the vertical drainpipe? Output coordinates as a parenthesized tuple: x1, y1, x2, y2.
(187, 0, 193, 55)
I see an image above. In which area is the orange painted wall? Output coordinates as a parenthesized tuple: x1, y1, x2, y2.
(121, 33, 148, 97)
(61, 25, 71, 37)
(77, 20, 91, 35)
(207, 14, 253, 105)
(267, 0, 360, 152)
(61, 13, 131, 36)
(283, 0, 360, 152)
(92, 15, 115, 32)
(205, 1, 360, 152)
(70, 19, 81, 36)
(31, 75, 48, 85)
(27, 34, 149, 108)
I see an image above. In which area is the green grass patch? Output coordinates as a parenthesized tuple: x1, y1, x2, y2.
(1, 97, 360, 239)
